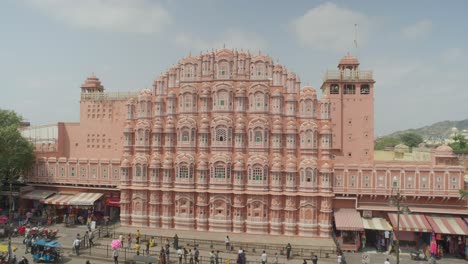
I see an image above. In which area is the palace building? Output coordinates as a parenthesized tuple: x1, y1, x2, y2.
(22, 49, 466, 243)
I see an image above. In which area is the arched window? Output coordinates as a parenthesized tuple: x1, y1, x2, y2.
(211, 162, 227, 179)
(306, 168, 313, 182)
(255, 131, 262, 142)
(179, 165, 188, 178)
(216, 127, 227, 142)
(135, 164, 141, 177)
(181, 130, 189, 142)
(253, 166, 263, 180)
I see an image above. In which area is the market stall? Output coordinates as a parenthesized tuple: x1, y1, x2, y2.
(334, 209, 364, 251)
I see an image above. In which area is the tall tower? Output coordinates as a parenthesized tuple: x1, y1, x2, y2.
(320, 54, 375, 164)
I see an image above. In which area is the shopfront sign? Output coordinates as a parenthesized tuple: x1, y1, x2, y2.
(362, 210, 372, 218)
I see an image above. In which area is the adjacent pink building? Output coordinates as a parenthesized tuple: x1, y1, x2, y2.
(24, 50, 466, 243)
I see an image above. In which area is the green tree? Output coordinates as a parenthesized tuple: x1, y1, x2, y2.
(399, 132, 423, 148)
(449, 133, 468, 153)
(0, 109, 35, 184)
(460, 189, 468, 198)
(374, 136, 401, 150)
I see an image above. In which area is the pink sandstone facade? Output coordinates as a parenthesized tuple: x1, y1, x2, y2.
(25, 49, 466, 238)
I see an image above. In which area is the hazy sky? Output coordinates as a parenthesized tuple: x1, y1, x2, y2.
(1, 0, 467, 136)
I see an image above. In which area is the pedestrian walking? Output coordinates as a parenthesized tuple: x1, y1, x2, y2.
(194, 247, 199, 264)
(209, 251, 215, 264)
(146, 241, 150, 256)
(183, 247, 188, 264)
(173, 234, 179, 249)
(136, 230, 141, 244)
(178, 247, 183, 264)
(384, 258, 390, 264)
(165, 245, 171, 264)
(89, 231, 95, 247)
(286, 243, 292, 260)
(241, 249, 246, 264)
(160, 248, 166, 264)
(83, 231, 89, 248)
(274, 253, 278, 264)
(165, 238, 170, 249)
(127, 234, 132, 250)
(73, 237, 81, 256)
(85, 261, 91, 264)
(24, 237, 31, 254)
(119, 235, 124, 248)
(312, 255, 318, 264)
(136, 243, 141, 256)
(303, 260, 307, 264)
(337, 253, 342, 264)
(237, 250, 242, 264)
(261, 251, 267, 264)
(215, 250, 220, 264)
(113, 249, 119, 264)
(225, 236, 231, 250)
(189, 249, 194, 264)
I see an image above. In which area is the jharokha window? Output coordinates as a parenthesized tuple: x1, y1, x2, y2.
(344, 84, 356, 94)
(360, 84, 370, 94)
(330, 84, 339, 94)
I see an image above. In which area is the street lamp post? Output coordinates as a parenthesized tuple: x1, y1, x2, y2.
(389, 176, 410, 264)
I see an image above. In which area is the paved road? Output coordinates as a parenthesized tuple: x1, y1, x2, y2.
(1, 224, 466, 264)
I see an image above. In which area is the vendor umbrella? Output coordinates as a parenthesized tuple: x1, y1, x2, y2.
(111, 239, 122, 250)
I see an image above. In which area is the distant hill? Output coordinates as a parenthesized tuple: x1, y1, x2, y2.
(386, 118, 468, 140)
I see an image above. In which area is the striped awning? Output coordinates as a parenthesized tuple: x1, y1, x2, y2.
(362, 217, 392, 231)
(334, 209, 364, 231)
(22, 190, 55, 200)
(41, 194, 76, 205)
(426, 215, 468, 236)
(68, 192, 104, 206)
(388, 213, 433, 232)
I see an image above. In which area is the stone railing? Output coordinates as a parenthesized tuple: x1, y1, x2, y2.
(80, 91, 139, 101)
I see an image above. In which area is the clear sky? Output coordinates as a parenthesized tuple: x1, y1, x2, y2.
(1, 0, 467, 136)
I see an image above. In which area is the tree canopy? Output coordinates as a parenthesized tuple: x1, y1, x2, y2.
(0, 109, 34, 184)
(450, 133, 468, 153)
(375, 132, 424, 150)
(399, 132, 423, 148)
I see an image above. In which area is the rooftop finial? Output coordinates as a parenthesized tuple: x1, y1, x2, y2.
(223, 43, 226, 48)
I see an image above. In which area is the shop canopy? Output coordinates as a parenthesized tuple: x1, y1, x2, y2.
(68, 192, 104, 206)
(362, 217, 392, 231)
(22, 189, 56, 200)
(41, 193, 76, 205)
(388, 213, 433, 233)
(425, 215, 468, 236)
(334, 209, 364, 231)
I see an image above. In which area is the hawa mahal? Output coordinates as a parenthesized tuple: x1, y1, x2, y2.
(25, 49, 467, 238)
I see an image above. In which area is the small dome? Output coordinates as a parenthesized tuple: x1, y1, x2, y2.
(273, 64, 284, 71)
(451, 127, 458, 132)
(121, 158, 131, 167)
(285, 94, 296, 102)
(126, 98, 135, 105)
(286, 120, 296, 133)
(271, 156, 282, 172)
(321, 125, 331, 133)
(165, 118, 175, 131)
(338, 54, 359, 66)
(394, 144, 410, 153)
(150, 157, 161, 168)
(199, 117, 210, 132)
(320, 162, 331, 173)
(138, 89, 152, 101)
(168, 91, 176, 98)
(235, 116, 246, 131)
(272, 89, 281, 97)
(162, 154, 173, 168)
(234, 160, 244, 171)
(153, 119, 163, 131)
(435, 145, 455, 156)
(272, 119, 282, 132)
(81, 74, 104, 91)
